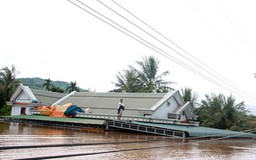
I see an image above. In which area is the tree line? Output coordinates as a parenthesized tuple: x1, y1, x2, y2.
(0, 56, 255, 132)
(42, 78, 80, 93)
(0, 65, 81, 115)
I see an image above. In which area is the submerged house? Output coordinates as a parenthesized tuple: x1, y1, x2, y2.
(60, 91, 196, 122)
(9, 83, 197, 124)
(10, 84, 67, 116)
(8, 84, 256, 138)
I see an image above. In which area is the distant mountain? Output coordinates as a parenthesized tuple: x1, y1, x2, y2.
(17, 77, 86, 92)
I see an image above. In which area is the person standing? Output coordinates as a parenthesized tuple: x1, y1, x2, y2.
(117, 98, 125, 120)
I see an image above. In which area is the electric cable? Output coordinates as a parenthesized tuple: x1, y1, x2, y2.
(14, 142, 190, 160)
(215, 0, 256, 54)
(68, 0, 249, 103)
(186, 0, 256, 103)
(0, 139, 164, 150)
(73, 0, 256, 104)
(112, 0, 256, 105)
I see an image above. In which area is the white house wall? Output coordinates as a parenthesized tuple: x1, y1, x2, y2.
(11, 106, 21, 115)
(183, 103, 195, 120)
(11, 92, 32, 116)
(11, 105, 34, 116)
(152, 97, 178, 119)
(10, 84, 38, 116)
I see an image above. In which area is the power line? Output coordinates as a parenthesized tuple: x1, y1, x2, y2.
(14, 143, 190, 160)
(111, 0, 256, 103)
(99, 0, 222, 79)
(186, 0, 256, 102)
(111, 0, 224, 82)
(98, 0, 256, 104)
(68, 0, 232, 92)
(216, 0, 256, 54)
(0, 139, 161, 150)
(67, 0, 256, 104)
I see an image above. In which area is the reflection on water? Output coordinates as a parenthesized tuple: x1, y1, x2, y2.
(0, 122, 256, 160)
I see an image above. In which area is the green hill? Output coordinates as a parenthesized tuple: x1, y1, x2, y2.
(17, 77, 86, 92)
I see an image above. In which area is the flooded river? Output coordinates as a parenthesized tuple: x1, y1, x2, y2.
(0, 122, 256, 160)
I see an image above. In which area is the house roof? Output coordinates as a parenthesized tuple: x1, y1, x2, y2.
(10, 84, 195, 119)
(174, 102, 195, 120)
(10, 83, 37, 103)
(10, 84, 67, 106)
(31, 89, 67, 106)
(151, 90, 184, 111)
(60, 92, 166, 111)
(133, 122, 256, 138)
(9, 115, 106, 125)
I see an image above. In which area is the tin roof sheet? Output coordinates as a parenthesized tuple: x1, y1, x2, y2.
(31, 89, 67, 106)
(62, 92, 165, 113)
(132, 122, 256, 138)
(9, 115, 105, 125)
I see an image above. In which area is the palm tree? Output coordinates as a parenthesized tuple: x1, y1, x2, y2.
(198, 93, 249, 131)
(51, 85, 64, 93)
(0, 65, 20, 101)
(132, 56, 174, 93)
(112, 56, 174, 93)
(112, 67, 141, 92)
(181, 87, 198, 110)
(43, 78, 52, 91)
(0, 86, 5, 109)
(66, 81, 79, 93)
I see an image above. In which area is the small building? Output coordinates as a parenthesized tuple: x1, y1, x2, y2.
(9, 83, 197, 123)
(10, 84, 67, 115)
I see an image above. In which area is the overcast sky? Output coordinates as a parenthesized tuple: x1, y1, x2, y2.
(1, 0, 256, 114)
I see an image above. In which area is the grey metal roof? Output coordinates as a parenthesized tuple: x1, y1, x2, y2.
(9, 115, 105, 125)
(31, 89, 67, 106)
(133, 122, 256, 138)
(10, 84, 37, 102)
(173, 102, 195, 120)
(60, 92, 166, 116)
(151, 90, 183, 111)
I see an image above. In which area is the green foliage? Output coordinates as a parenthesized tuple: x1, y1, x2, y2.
(0, 87, 5, 109)
(197, 93, 250, 131)
(66, 81, 80, 93)
(111, 68, 141, 92)
(112, 56, 174, 93)
(42, 78, 64, 93)
(0, 65, 87, 114)
(0, 65, 19, 115)
(181, 87, 198, 110)
(18, 77, 86, 92)
(134, 56, 174, 93)
(50, 85, 65, 93)
(0, 104, 11, 116)
(0, 65, 20, 101)
(43, 78, 53, 91)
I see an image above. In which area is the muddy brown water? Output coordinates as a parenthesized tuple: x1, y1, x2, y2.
(0, 122, 256, 160)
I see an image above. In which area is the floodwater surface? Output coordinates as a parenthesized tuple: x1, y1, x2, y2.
(0, 122, 256, 160)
